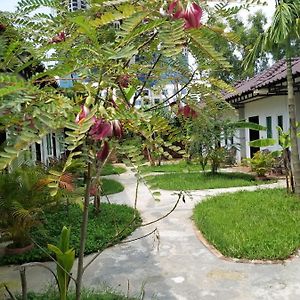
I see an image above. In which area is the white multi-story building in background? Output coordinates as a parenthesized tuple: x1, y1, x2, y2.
(64, 0, 87, 11)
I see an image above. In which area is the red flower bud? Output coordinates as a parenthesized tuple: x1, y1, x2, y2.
(168, 0, 185, 19)
(49, 31, 66, 44)
(89, 185, 97, 196)
(112, 120, 122, 138)
(0, 23, 6, 32)
(178, 104, 197, 118)
(75, 105, 89, 124)
(89, 118, 112, 141)
(97, 141, 109, 161)
(184, 3, 203, 29)
(168, 1, 203, 30)
(118, 74, 130, 88)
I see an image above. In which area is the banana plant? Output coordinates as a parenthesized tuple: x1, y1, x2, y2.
(48, 226, 75, 300)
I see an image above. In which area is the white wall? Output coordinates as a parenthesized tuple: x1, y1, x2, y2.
(243, 95, 289, 158)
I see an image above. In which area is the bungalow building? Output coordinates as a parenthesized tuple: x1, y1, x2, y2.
(224, 57, 300, 163)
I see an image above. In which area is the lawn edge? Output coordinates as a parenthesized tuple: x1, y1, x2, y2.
(192, 222, 300, 265)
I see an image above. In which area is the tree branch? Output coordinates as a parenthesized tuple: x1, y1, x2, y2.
(144, 70, 196, 112)
(132, 53, 162, 107)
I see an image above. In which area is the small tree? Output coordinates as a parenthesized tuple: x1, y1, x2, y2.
(190, 99, 237, 173)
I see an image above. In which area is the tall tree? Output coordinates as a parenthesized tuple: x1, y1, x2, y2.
(245, 0, 300, 194)
(209, 11, 269, 83)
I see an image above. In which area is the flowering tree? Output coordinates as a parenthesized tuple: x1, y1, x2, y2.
(0, 1, 266, 299)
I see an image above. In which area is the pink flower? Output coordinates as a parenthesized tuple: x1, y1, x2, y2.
(89, 118, 112, 141)
(89, 185, 97, 196)
(168, 1, 202, 29)
(178, 104, 197, 118)
(184, 3, 203, 29)
(118, 74, 130, 88)
(50, 31, 66, 44)
(97, 141, 109, 161)
(168, 0, 185, 19)
(0, 23, 6, 32)
(112, 120, 122, 138)
(75, 105, 89, 124)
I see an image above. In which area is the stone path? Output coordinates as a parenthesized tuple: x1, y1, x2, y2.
(1, 168, 300, 300)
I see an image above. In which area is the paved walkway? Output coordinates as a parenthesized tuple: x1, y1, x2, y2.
(1, 169, 300, 300)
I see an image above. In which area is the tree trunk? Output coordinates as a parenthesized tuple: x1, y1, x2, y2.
(286, 57, 300, 194)
(75, 162, 92, 300)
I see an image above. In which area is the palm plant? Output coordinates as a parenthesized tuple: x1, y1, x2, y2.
(0, 167, 53, 247)
(244, 0, 300, 193)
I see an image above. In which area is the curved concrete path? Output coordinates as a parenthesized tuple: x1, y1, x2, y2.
(1, 168, 300, 300)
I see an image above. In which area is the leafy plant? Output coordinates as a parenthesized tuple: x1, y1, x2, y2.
(48, 226, 75, 300)
(245, 151, 275, 177)
(0, 166, 53, 247)
(1, 204, 141, 266)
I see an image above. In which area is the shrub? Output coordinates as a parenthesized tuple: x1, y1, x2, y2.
(1, 203, 141, 265)
(0, 166, 54, 247)
(246, 151, 275, 177)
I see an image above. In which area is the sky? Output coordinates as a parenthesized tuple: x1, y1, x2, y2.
(0, 0, 276, 21)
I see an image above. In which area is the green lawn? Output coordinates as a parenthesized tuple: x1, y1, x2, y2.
(75, 178, 124, 196)
(145, 172, 272, 190)
(101, 164, 126, 176)
(139, 160, 205, 173)
(1, 203, 141, 265)
(101, 178, 124, 195)
(23, 290, 136, 300)
(193, 189, 300, 260)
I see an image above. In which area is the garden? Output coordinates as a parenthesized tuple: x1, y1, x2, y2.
(1, 0, 300, 300)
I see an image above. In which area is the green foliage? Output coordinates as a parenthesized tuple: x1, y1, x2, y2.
(189, 99, 237, 173)
(1, 204, 141, 265)
(19, 288, 136, 300)
(48, 226, 75, 300)
(193, 189, 300, 260)
(0, 166, 54, 247)
(145, 172, 271, 191)
(249, 138, 276, 147)
(244, 1, 300, 68)
(245, 151, 275, 177)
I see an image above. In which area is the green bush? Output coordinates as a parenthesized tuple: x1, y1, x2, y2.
(0, 166, 54, 247)
(245, 151, 275, 177)
(194, 189, 300, 260)
(1, 204, 141, 265)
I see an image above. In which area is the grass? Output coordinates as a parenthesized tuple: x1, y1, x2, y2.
(145, 172, 272, 190)
(21, 290, 137, 300)
(75, 178, 124, 196)
(101, 164, 126, 176)
(193, 189, 300, 260)
(1, 203, 141, 265)
(139, 160, 205, 174)
(101, 178, 124, 195)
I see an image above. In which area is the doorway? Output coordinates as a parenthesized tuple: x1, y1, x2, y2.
(249, 116, 260, 158)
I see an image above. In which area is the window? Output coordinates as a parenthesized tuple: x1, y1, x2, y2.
(154, 98, 160, 104)
(46, 134, 53, 156)
(278, 115, 283, 129)
(278, 115, 283, 145)
(266, 116, 272, 138)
